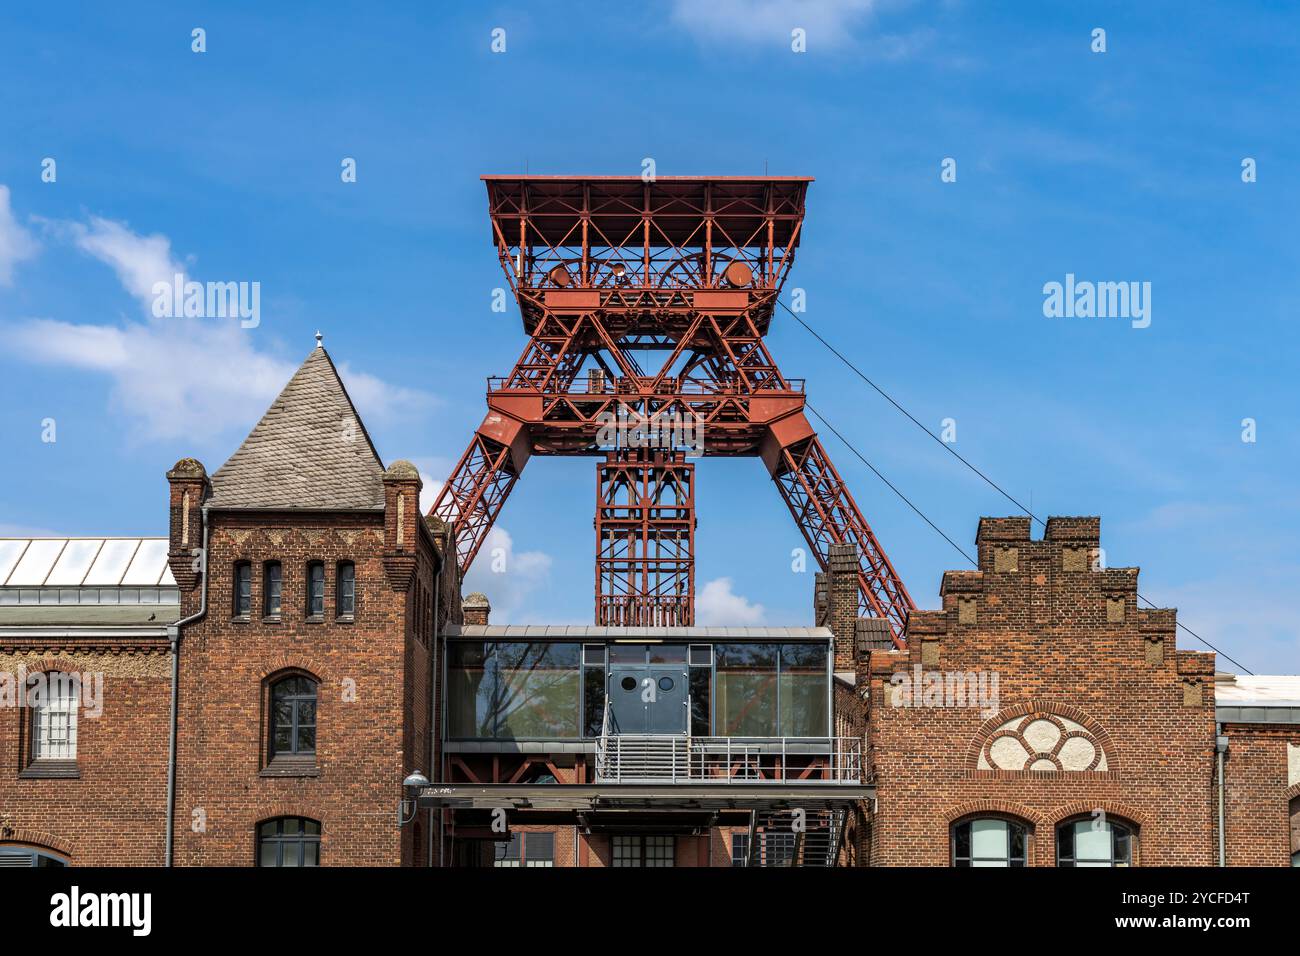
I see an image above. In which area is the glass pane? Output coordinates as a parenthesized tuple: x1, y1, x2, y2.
(303, 841, 319, 867)
(303, 819, 320, 836)
(448, 643, 581, 738)
(647, 644, 686, 664)
(689, 668, 711, 736)
(778, 644, 828, 737)
(953, 822, 971, 863)
(259, 840, 278, 867)
(121, 539, 169, 586)
(970, 819, 1009, 861)
(83, 539, 139, 586)
(46, 539, 104, 586)
(282, 841, 301, 867)
(583, 667, 606, 737)
(297, 726, 316, 752)
(715, 644, 778, 736)
(496, 644, 581, 738)
(608, 644, 646, 665)
(1073, 821, 1112, 863)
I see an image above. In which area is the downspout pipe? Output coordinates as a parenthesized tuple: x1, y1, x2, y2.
(1216, 726, 1228, 867)
(428, 551, 440, 867)
(165, 504, 210, 867)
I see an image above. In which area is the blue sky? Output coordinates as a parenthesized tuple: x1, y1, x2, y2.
(0, 1, 1296, 672)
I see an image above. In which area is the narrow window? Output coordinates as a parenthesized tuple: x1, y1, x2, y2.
(730, 833, 750, 867)
(336, 561, 355, 618)
(270, 675, 317, 758)
(306, 562, 325, 618)
(30, 673, 79, 762)
(257, 818, 320, 867)
(233, 562, 251, 617)
(263, 561, 282, 618)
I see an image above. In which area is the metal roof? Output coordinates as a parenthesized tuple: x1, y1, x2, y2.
(1215, 675, 1300, 724)
(0, 538, 176, 588)
(445, 624, 832, 640)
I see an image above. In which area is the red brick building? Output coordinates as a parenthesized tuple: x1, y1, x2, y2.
(0, 343, 1295, 867)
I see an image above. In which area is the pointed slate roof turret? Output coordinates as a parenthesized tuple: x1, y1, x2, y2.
(208, 340, 386, 510)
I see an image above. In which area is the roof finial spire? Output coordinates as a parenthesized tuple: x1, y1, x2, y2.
(315, 330, 323, 349)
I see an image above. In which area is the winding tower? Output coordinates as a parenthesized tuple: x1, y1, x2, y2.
(431, 175, 913, 645)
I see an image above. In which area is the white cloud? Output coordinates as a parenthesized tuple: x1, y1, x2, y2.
(3, 214, 433, 442)
(461, 526, 553, 624)
(670, 0, 882, 50)
(66, 215, 184, 304)
(696, 576, 766, 625)
(0, 186, 39, 285)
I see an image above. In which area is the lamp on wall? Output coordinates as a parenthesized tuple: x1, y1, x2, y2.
(398, 771, 430, 826)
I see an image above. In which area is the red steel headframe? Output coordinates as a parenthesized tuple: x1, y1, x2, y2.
(430, 175, 914, 645)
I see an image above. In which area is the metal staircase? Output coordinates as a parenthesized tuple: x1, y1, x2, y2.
(743, 809, 846, 868)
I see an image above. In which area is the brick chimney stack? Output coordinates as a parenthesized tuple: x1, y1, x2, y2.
(382, 460, 422, 591)
(166, 457, 210, 592)
(462, 592, 491, 626)
(826, 542, 860, 671)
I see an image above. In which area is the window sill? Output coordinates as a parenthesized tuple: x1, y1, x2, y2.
(262, 616, 282, 625)
(335, 615, 355, 624)
(305, 615, 324, 624)
(20, 760, 80, 779)
(260, 757, 319, 778)
(231, 615, 251, 623)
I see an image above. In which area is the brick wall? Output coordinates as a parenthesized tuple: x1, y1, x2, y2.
(866, 517, 1218, 866)
(1219, 723, 1300, 865)
(170, 460, 448, 867)
(0, 648, 172, 865)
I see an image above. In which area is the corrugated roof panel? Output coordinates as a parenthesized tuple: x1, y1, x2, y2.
(7, 539, 66, 586)
(121, 539, 170, 586)
(45, 539, 105, 586)
(84, 539, 141, 586)
(0, 540, 29, 585)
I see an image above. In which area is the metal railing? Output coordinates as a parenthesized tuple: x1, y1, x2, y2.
(595, 700, 863, 785)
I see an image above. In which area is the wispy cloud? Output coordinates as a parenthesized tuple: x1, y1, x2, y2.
(0, 186, 39, 285)
(696, 576, 766, 625)
(66, 215, 184, 303)
(461, 526, 553, 624)
(3, 210, 433, 443)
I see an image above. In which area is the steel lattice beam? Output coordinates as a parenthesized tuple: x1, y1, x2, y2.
(430, 175, 915, 645)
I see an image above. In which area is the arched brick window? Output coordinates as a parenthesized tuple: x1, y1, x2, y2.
(256, 818, 320, 867)
(951, 816, 1029, 867)
(1056, 815, 1135, 867)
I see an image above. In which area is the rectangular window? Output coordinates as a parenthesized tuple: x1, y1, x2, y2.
(730, 833, 749, 867)
(494, 831, 555, 868)
(612, 835, 674, 868)
(336, 562, 355, 618)
(714, 642, 829, 737)
(447, 642, 581, 739)
(307, 562, 325, 618)
(777, 643, 829, 737)
(715, 643, 778, 736)
(263, 562, 282, 618)
(31, 674, 79, 761)
(233, 562, 251, 617)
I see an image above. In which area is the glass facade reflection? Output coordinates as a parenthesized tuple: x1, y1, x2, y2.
(447, 640, 830, 740)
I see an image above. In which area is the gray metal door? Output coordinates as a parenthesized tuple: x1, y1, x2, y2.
(609, 664, 688, 734)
